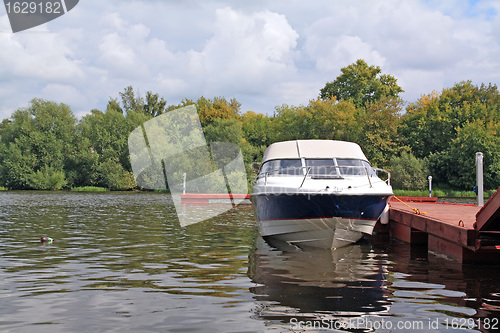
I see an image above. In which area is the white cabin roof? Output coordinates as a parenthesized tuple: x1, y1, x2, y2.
(261, 140, 368, 163)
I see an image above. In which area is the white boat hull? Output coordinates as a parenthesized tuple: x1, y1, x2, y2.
(259, 216, 378, 249)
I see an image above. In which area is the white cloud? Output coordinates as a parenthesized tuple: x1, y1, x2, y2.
(0, 13, 86, 117)
(97, 14, 152, 80)
(89, 6, 299, 110)
(0, 0, 499, 119)
(0, 25, 84, 82)
(396, 69, 445, 102)
(305, 1, 466, 72)
(196, 7, 299, 95)
(41, 83, 88, 115)
(305, 34, 386, 72)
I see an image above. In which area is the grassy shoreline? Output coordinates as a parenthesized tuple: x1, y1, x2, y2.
(70, 186, 109, 192)
(393, 189, 495, 198)
(0, 186, 493, 198)
(0, 187, 170, 193)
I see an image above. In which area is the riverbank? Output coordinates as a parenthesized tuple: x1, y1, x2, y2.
(393, 188, 495, 199)
(0, 186, 493, 199)
(0, 187, 171, 193)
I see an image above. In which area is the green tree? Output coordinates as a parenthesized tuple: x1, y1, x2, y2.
(270, 97, 403, 168)
(398, 91, 447, 158)
(106, 97, 124, 114)
(240, 111, 274, 148)
(78, 108, 151, 190)
(389, 151, 428, 190)
(240, 111, 275, 187)
(29, 166, 67, 190)
(428, 119, 500, 189)
(272, 104, 313, 142)
(0, 141, 36, 189)
(143, 91, 168, 117)
(182, 96, 241, 127)
(0, 98, 77, 189)
(400, 81, 500, 158)
(320, 59, 404, 108)
(305, 98, 361, 142)
(358, 97, 404, 168)
(400, 81, 500, 189)
(272, 98, 361, 142)
(64, 134, 99, 188)
(109, 86, 169, 117)
(119, 86, 144, 114)
(203, 118, 243, 145)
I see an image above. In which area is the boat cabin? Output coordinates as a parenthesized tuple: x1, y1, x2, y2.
(258, 140, 375, 178)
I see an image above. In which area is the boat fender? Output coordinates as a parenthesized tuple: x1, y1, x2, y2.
(379, 204, 390, 225)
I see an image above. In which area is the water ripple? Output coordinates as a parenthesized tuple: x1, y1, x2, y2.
(1, 192, 500, 332)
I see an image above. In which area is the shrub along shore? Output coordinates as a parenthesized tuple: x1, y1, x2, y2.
(393, 189, 495, 199)
(0, 186, 493, 200)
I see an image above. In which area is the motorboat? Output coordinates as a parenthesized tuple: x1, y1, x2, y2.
(251, 140, 393, 249)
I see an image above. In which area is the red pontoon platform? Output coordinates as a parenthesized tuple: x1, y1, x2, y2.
(181, 193, 251, 204)
(389, 188, 500, 263)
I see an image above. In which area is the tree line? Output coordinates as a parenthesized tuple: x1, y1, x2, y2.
(0, 59, 498, 191)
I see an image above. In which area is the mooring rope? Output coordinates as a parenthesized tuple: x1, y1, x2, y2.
(392, 196, 427, 215)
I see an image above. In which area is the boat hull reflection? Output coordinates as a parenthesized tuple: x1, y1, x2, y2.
(248, 237, 391, 325)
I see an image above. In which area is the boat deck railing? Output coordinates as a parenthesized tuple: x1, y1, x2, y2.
(255, 166, 391, 188)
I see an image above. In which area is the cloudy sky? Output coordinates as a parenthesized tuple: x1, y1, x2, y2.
(1, 0, 499, 119)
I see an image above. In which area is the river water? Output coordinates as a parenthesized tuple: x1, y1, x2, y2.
(1, 191, 499, 332)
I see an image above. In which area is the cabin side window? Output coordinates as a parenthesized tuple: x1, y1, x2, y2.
(260, 159, 302, 176)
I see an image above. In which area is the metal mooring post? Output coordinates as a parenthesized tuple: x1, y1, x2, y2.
(428, 176, 432, 197)
(476, 152, 484, 207)
(183, 173, 187, 195)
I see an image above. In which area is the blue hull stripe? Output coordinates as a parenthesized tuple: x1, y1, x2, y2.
(251, 194, 389, 221)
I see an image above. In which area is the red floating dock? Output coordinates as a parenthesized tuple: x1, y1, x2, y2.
(388, 188, 500, 263)
(181, 193, 251, 204)
(389, 196, 438, 203)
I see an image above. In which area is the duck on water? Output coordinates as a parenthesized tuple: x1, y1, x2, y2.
(251, 140, 393, 249)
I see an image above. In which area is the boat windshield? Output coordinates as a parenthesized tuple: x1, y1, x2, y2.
(259, 158, 375, 177)
(303, 158, 375, 177)
(336, 159, 375, 176)
(304, 159, 338, 177)
(260, 159, 302, 176)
